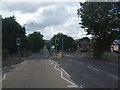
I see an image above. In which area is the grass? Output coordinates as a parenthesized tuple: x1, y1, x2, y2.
(102, 54, 118, 59)
(65, 52, 76, 54)
(87, 52, 118, 60)
(65, 51, 118, 60)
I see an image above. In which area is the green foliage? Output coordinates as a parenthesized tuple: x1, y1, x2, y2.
(50, 33, 75, 51)
(79, 37, 90, 43)
(73, 39, 80, 46)
(23, 48, 30, 53)
(2, 16, 46, 54)
(2, 49, 9, 55)
(26, 32, 45, 52)
(45, 40, 51, 51)
(2, 16, 26, 54)
(77, 2, 120, 58)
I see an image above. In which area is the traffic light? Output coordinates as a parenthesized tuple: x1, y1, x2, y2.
(16, 38, 21, 46)
(55, 39, 59, 46)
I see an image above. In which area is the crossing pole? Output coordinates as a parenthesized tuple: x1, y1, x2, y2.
(16, 38, 21, 57)
(18, 46, 20, 57)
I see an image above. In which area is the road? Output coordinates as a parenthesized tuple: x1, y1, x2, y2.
(1, 49, 119, 89)
(2, 49, 78, 88)
(53, 54, 119, 89)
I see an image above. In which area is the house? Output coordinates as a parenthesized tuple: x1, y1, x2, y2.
(111, 40, 120, 53)
(80, 41, 90, 52)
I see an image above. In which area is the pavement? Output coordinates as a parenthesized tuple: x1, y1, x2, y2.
(1, 49, 78, 88)
(53, 54, 119, 89)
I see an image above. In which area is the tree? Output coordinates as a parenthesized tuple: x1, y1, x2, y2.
(45, 40, 51, 51)
(26, 32, 45, 52)
(50, 33, 75, 51)
(79, 37, 90, 43)
(2, 16, 26, 54)
(77, 2, 120, 58)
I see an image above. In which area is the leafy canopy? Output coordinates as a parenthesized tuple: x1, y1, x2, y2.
(2, 16, 26, 54)
(27, 32, 45, 52)
(77, 2, 120, 58)
(50, 33, 75, 51)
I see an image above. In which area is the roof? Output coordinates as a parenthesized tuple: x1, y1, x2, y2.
(81, 41, 89, 45)
(113, 40, 120, 45)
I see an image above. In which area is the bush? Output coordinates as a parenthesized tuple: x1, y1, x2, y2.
(22, 48, 32, 57)
(2, 49, 9, 55)
(23, 49, 30, 53)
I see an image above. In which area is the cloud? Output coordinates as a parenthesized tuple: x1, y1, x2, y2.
(1, 2, 90, 40)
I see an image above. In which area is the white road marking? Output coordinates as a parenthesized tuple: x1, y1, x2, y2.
(58, 68, 74, 85)
(66, 55, 74, 57)
(80, 86, 83, 88)
(3, 67, 7, 69)
(54, 62, 59, 66)
(68, 85, 79, 88)
(21, 61, 27, 64)
(88, 66, 100, 72)
(107, 74, 119, 80)
(0, 73, 6, 81)
(52, 61, 79, 88)
(12, 65, 15, 67)
(0, 78, 2, 82)
(61, 67, 70, 77)
(51, 61, 53, 64)
(75, 61, 85, 65)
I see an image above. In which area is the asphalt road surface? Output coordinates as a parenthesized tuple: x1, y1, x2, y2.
(2, 49, 119, 89)
(53, 54, 119, 89)
(2, 49, 78, 88)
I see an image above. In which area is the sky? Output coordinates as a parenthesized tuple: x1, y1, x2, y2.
(1, 1, 92, 40)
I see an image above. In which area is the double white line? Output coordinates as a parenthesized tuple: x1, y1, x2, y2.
(50, 60, 82, 88)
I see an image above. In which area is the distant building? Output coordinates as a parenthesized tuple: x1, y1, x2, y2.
(80, 41, 90, 52)
(111, 40, 120, 53)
